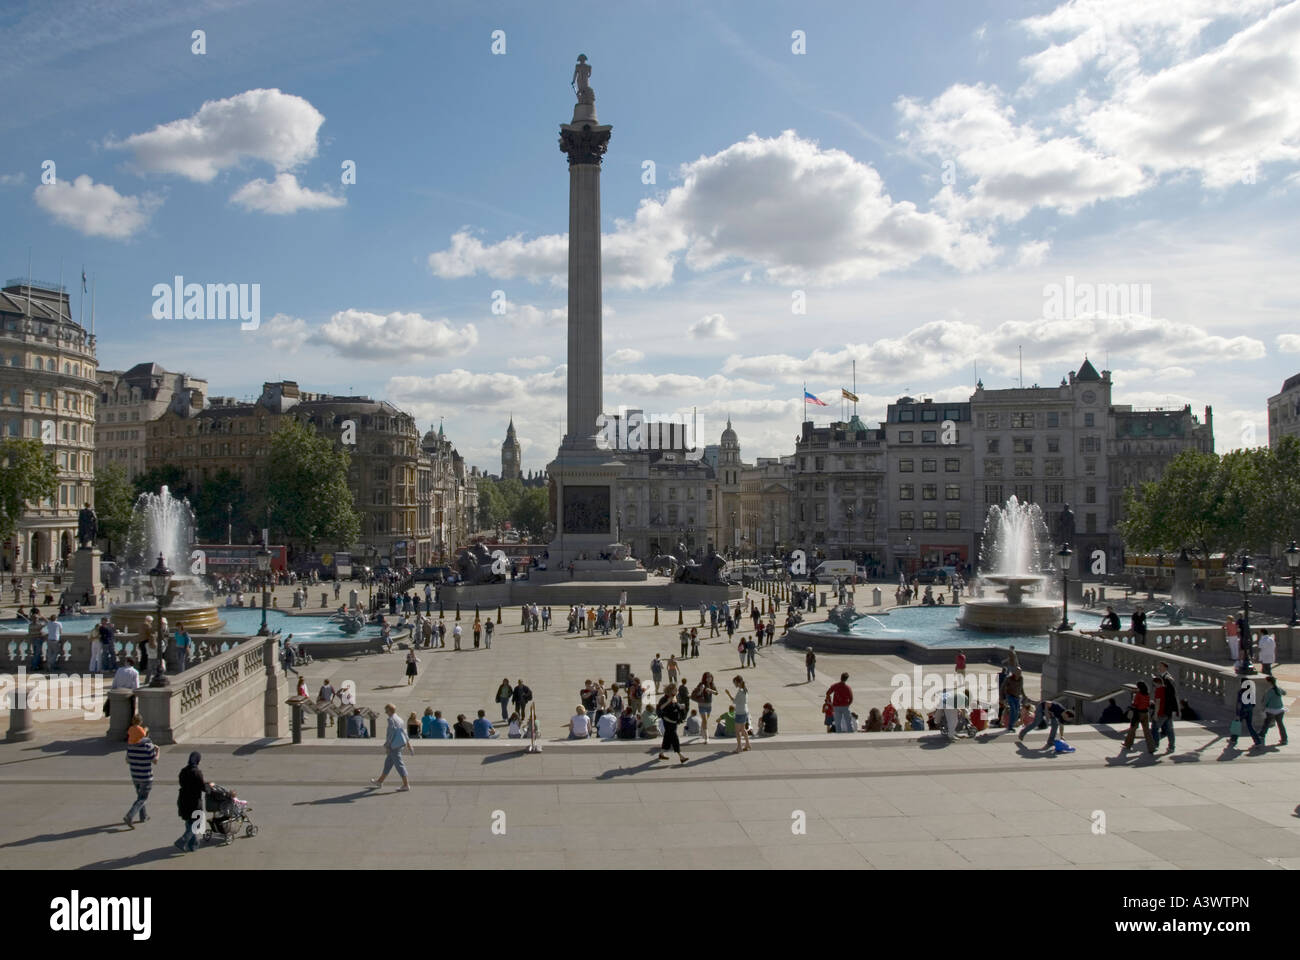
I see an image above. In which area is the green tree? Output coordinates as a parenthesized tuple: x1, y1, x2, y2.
(511, 487, 549, 539)
(260, 419, 361, 550)
(133, 464, 191, 500)
(0, 439, 59, 547)
(192, 468, 249, 543)
(93, 462, 136, 557)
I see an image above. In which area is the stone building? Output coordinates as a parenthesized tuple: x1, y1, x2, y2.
(717, 418, 743, 555)
(96, 363, 207, 481)
(739, 455, 795, 559)
(970, 358, 1113, 568)
(1107, 404, 1213, 559)
(147, 381, 478, 566)
(883, 396, 974, 575)
(1268, 374, 1300, 450)
(500, 416, 521, 481)
(790, 417, 887, 565)
(0, 279, 98, 573)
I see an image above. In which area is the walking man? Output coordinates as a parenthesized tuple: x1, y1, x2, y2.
(827, 672, 854, 733)
(369, 703, 413, 791)
(1151, 663, 1179, 754)
(805, 647, 816, 683)
(484, 617, 494, 649)
(123, 717, 159, 828)
(1003, 671, 1024, 731)
(745, 635, 757, 668)
(657, 684, 688, 764)
(650, 654, 664, 692)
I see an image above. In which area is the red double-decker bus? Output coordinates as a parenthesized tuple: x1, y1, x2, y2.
(194, 544, 288, 574)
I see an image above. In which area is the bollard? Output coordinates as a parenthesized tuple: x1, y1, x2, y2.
(321, 592, 328, 608)
(291, 704, 303, 744)
(678, 606, 683, 625)
(654, 606, 659, 626)
(627, 607, 633, 627)
(497, 606, 502, 624)
(440, 603, 445, 618)
(456, 603, 461, 621)
(317, 711, 327, 739)
(5, 684, 35, 743)
(369, 714, 378, 738)
(475, 604, 480, 619)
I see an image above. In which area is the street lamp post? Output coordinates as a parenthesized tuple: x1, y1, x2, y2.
(1057, 543, 1073, 631)
(147, 553, 172, 688)
(1287, 540, 1299, 627)
(1235, 553, 1255, 674)
(226, 503, 233, 545)
(257, 542, 272, 636)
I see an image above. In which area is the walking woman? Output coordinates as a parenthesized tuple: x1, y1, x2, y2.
(404, 649, 420, 686)
(691, 672, 717, 744)
(1262, 676, 1288, 746)
(174, 751, 209, 852)
(726, 676, 751, 753)
(1229, 678, 1264, 749)
(369, 703, 413, 791)
(496, 677, 514, 721)
(657, 683, 688, 764)
(1120, 681, 1155, 753)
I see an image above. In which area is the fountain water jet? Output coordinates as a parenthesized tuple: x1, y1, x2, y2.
(957, 495, 1059, 633)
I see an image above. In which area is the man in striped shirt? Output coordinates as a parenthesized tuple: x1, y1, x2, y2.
(123, 717, 159, 828)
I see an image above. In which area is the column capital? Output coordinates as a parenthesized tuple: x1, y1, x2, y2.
(560, 122, 612, 167)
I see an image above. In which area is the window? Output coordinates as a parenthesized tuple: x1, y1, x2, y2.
(1014, 459, 1033, 477)
(1013, 438, 1032, 453)
(1086, 513, 1097, 534)
(1084, 413, 1095, 427)
(1046, 412, 1059, 428)
(899, 484, 914, 500)
(1014, 484, 1033, 502)
(946, 511, 961, 529)
(1044, 459, 1064, 477)
(1011, 412, 1033, 428)
(1085, 485, 1096, 504)
(1045, 483, 1063, 504)
(920, 408, 938, 422)
(985, 413, 999, 429)
(1047, 437, 1059, 453)
(667, 505, 679, 524)
(945, 458, 960, 472)
(898, 409, 915, 422)
(815, 504, 826, 523)
(898, 459, 914, 472)
(814, 457, 824, 471)
(921, 430, 937, 443)
(984, 459, 1003, 478)
(922, 511, 938, 530)
(668, 487, 676, 500)
(1081, 436, 1101, 453)
(899, 511, 914, 530)
(922, 459, 936, 472)
(986, 438, 1000, 454)
(899, 431, 913, 443)
(945, 484, 960, 500)
(1085, 458, 1097, 475)
(922, 484, 937, 500)
(944, 408, 961, 421)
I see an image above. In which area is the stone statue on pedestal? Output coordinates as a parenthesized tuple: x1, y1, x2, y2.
(77, 507, 98, 549)
(1056, 503, 1075, 547)
(571, 54, 594, 104)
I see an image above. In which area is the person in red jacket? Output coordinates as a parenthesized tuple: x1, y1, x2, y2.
(955, 650, 967, 677)
(826, 673, 854, 733)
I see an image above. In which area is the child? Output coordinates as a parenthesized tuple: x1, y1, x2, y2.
(823, 694, 835, 733)
(684, 709, 701, 735)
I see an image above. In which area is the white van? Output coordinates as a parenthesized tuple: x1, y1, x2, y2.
(812, 560, 867, 581)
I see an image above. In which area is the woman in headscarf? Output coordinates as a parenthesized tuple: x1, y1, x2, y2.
(175, 751, 209, 852)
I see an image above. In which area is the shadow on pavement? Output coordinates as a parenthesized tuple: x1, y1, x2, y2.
(293, 788, 385, 805)
(481, 748, 531, 764)
(79, 846, 188, 869)
(2, 822, 132, 847)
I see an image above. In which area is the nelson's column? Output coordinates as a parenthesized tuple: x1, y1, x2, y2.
(541, 55, 643, 582)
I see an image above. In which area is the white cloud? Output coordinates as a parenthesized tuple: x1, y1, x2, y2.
(507, 354, 552, 369)
(388, 367, 567, 409)
(689, 314, 737, 340)
(0, 172, 25, 186)
(897, 83, 1147, 223)
(33, 174, 157, 239)
(1016, 240, 1051, 267)
(261, 313, 309, 352)
(429, 131, 994, 288)
(113, 88, 326, 182)
(1277, 334, 1300, 354)
(230, 173, 344, 214)
(608, 348, 644, 365)
(319, 310, 478, 360)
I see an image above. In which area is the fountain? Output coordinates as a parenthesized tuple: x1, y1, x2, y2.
(110, 486, 225, 634)
(957, 495, 1060, 633)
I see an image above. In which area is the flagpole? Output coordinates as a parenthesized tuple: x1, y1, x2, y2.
(852, 360, 857, 417)
(91, 275, 96, 338)
(79, 265, 84, 327)
(56, 260, 64, 321)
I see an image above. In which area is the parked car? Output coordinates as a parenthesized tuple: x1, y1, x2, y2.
(913, 567, 947, 584)
(414, 566, 451, 583)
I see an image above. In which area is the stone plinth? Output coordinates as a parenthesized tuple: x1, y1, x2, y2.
(69, 546, 100, 601)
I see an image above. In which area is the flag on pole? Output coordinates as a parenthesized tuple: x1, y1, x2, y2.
(841, 388, 858, 403)
(804, 390, 828, 407)
(81, 269, 87, 293)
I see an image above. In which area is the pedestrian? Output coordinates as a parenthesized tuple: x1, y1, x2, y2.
(680, 629, 689, 658)
(1131, 607, 1147, 646)
(826, 672, 854, 733)
(369, 703, 413, 791)
(805, 647, 816, 683)
(89, 618, 105, 674)
(1262, 676, 1288, 746)
(745, 635, 757, 668)
(123, 717, 158, 829)
(496, 677, 514, 720)
(691, 673, 717, 743)
(484, 618, 494, 649)
(657, 684, 688, 764)
(1002, 671, 1024, 731)
(1228, 679, 1263, 749)
(1151, 664, 1179, 754)
(651, 654, 663, 691)
(1036, 699, 1074, 750)
(453, 623, 462, 650)
(1120, 681, 1156, 753)
(404, 649, 420, 685)
(473, 616, 482, 648)
(1258, 630, 1276, 676)
(955, 649, 966, 677)
(690, 628, 700, 658)
(512, 679, 532, 719)
(616, 608, 624, 638)
(726, 675, 751, 753)
(666, 655, 679, 686)
(737, 637, 746, 669)
(174, 751, 208, 852)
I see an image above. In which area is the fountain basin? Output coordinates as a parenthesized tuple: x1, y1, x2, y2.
(955, 598, 1059, 633)
(109, 601, 226, 634)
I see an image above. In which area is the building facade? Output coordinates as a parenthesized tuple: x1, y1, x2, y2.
(790, 417, 887, 566)
(883, 397, 974, 575)
(0, 280, 98, 573)
(97, 363, 207, 481)
(501, 416, 521, 481)
(740, 455, 795, 559)
(1268, 374, 1300, 450)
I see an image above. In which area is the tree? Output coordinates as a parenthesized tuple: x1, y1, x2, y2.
(260, 419, 361, 550)
(512, 487, 549, 539)
(0, 439, 59, 548)
(133, 464, 191, 501)
(93, 462, 136, 557)
(192, 468, 249, 543)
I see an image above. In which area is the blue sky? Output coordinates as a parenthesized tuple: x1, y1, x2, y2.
(4, 0, 1299, 471)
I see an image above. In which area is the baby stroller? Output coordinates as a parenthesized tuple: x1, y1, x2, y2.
(202, 785, 258, 845)
(936, 708, 978, 740)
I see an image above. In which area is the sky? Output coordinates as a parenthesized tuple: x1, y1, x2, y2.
(3, 0, 1299, 474)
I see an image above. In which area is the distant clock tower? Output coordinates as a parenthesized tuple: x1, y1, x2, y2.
(501, 416, 522, 480)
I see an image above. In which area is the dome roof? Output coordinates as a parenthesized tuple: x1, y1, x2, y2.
(721, 416, 738, 445)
